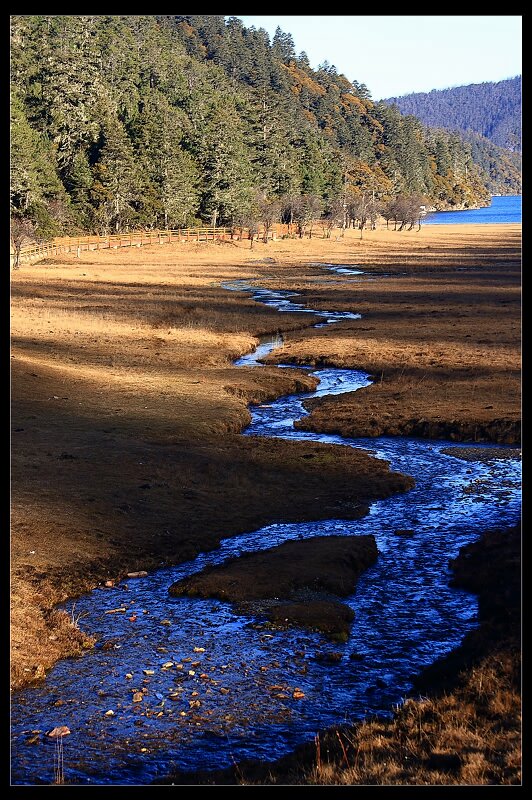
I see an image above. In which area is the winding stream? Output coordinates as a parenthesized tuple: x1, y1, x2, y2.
(11, 267, 521, 785)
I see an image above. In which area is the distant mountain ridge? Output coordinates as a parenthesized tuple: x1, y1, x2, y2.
(383, 77, 521, 153)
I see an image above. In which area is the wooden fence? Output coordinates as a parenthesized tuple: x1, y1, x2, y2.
(11, 224, 292, 267)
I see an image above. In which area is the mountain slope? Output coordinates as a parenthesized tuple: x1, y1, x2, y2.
(383, 77, 521, 152)
(10, 15, 518, 238)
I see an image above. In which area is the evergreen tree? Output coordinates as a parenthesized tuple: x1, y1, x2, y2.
(133, 93, 200, 228)
(90, 109, 141, 233)
(272, 27, 296, 63)
(10, 92, 71, 235)
(191, 99, 253, 226)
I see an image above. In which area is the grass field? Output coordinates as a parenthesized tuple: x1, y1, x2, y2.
(10, 223, 521, 784)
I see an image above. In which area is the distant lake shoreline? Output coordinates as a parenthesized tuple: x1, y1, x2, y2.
(424, 195, 521, 225)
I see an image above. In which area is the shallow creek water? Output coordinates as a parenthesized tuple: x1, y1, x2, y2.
(11, 267, 521, 785)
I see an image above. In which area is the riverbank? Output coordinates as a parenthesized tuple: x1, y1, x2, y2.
(260, 228, 520, 445)
(11, 228, 427, 691)
(11, 224, 520, 784)
(157, 522, 520, 785)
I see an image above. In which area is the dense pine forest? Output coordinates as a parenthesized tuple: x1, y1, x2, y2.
(10, 15, 520, 240)
(384, 77, 521, 152)
(383, 77, 521, 197)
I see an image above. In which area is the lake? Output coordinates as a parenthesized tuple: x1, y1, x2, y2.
(423, 194, 521, 224)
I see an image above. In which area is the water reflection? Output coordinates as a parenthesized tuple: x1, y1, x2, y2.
(11, 276, 521, 785)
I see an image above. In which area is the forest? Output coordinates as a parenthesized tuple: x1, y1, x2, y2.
(10, 15, 521, 241)
(384, 77, 521, 152)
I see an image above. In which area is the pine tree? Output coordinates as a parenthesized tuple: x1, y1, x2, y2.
(191, 98, 254, 226)
(10, 92, 71, 236)
(90, 108, 141, 233)
(133, 93, 200, 228)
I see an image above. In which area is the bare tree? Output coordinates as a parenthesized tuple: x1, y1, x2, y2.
(366, 195, 381, 231)
(258, 195, 282, 243)
(11, 217, 39, 268)
(320, 198, 345, 238)
(235, 205, 261, 249)
(395, 194, 427, 231)
(348, 193, 376, 239)
(380, 198, 397, 230)
(292, 194, 323, 239)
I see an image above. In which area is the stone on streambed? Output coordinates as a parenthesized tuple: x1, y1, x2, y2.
(168, 535, 377, 638)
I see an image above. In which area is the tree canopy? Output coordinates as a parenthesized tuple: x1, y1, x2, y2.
(10, 15, 517, 238)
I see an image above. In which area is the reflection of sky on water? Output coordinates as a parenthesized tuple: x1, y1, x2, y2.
(11, 278, 520, 785)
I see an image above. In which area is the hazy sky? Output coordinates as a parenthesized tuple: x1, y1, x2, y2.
(234, 15, 522, 100)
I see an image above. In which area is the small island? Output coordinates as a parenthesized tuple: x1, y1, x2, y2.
(169, 535, 378, 640)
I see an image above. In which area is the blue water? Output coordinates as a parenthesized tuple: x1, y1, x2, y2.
(424, 194, 521, 225)
(10, 275, 521, 785)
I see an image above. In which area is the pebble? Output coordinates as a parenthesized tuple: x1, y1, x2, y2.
(47, 726, 71, 738)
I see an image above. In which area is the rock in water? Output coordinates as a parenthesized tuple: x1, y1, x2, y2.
(47, 726, 71, 738)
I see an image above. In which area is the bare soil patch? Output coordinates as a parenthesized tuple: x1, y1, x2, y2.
(169, 535, 377, 639)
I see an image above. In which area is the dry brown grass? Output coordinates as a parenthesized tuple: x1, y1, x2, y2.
(10, 227, 521, 785)
(264, 240, 521, 444)
(11, 231, 419, 690)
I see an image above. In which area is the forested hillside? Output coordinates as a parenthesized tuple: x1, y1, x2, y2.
(10, 15, 517, 240)
(384, 77, 521, 152)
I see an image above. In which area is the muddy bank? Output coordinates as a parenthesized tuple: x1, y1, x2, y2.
(440, 446, 522, 462)
(155, 523, 521, 786)
(169, 536, 377, 638)
(295, 386, 520, 445)
(414, 524, 520, 695)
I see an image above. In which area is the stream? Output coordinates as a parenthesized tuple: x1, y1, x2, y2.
(10, 266, 521, 785)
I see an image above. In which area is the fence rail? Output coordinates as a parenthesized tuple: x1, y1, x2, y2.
(11, 224, 291, 267)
